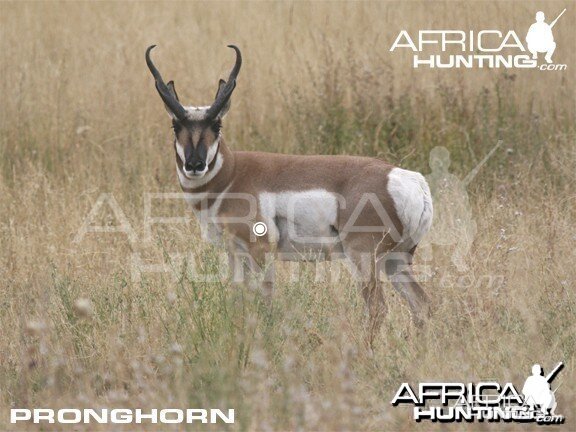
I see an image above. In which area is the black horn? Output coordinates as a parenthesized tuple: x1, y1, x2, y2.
(145, 45, 188, 121)
(205, 45, 242, 120)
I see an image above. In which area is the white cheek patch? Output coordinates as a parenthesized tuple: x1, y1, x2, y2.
(206, 139, 219, 166)
(175, 138, 219, 167)
(176, 139, 218, 166)
(175, 140, 186, 164)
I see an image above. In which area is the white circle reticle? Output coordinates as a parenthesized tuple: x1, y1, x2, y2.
(253, 222, 267, 236)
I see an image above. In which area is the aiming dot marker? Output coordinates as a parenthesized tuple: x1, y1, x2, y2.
(253, 222, 267, 236)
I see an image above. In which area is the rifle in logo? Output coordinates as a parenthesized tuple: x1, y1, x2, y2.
(545, 361, 564, 384)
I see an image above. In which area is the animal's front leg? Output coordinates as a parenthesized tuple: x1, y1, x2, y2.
(227, 250, 245, 289)
(247, 242, 276, 302)
(225, 237, 276, 301)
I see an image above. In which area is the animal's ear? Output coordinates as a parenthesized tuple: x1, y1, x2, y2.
(214, 79, 232, 118)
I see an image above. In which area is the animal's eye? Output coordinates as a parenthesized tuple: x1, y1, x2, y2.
(211, 121, 221, 134)
(172, 121, 182, 134)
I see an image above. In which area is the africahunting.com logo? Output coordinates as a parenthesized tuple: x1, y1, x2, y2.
(391, 362, 565, 425)
(390, 8, 568, 71)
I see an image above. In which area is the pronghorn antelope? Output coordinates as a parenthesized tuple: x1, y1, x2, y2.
(146, 45, 433, 332)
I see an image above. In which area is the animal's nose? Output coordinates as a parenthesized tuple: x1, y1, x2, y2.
(185, 161, 205, 172)
(193, 161, 206, 171)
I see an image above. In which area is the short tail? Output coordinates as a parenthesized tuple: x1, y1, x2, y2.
(415, 176, 433, 246)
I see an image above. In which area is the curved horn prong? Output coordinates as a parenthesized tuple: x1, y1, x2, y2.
(224, 45, 242, 85)
(145, 45, 188, 121)
(206, 45, 242, 120)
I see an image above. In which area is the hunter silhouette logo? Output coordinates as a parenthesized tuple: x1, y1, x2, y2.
(526, 9, 566, 64)
(522, 362, 563, 416)
(391, 361, 565, 424)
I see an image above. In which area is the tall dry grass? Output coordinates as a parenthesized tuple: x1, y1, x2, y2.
(0, 1, 575, 431)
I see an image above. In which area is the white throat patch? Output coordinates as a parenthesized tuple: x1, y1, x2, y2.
(177, 150, 224, 189)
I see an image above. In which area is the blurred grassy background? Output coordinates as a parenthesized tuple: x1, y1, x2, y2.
(0, 1, 575, 430)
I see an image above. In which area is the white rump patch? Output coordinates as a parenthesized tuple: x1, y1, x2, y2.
(387, 168, 433, 247)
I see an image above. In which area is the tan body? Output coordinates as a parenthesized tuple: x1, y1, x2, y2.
(182, 144, 401, 248)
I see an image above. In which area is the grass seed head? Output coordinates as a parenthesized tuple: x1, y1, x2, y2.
(73, 297, 93, 318)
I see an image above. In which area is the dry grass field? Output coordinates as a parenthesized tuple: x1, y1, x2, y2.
(0, 1, 575, 431)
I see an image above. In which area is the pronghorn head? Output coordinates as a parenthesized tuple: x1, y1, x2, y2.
(146, 45, 241, 178)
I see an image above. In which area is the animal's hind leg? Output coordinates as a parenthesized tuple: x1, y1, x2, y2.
(383, 247, 430, 327)
(345, 247, 387, 346)
(362, 272, 387, 344)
